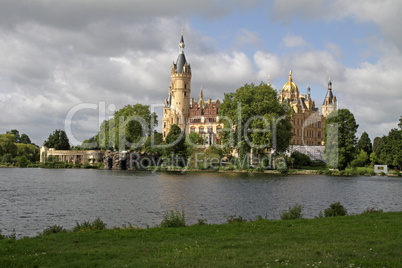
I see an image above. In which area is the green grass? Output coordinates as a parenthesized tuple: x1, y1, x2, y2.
(1, 212, 401, 267)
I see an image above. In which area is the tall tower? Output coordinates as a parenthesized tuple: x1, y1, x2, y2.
(322, 77, 337, 117)
(162, 30, 192, 139)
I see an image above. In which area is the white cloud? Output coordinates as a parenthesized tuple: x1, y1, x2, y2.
(283, 34, 309, 48)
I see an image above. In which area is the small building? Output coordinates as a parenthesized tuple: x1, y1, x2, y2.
(40, 146, 104, 165)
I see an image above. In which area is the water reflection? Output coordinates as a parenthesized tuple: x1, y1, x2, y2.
(0, 168, 401, 237)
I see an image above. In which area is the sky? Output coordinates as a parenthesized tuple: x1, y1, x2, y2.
(0, 0, 401, 146)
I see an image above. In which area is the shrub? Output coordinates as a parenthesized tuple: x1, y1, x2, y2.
(276, 161, 288, 174)
(324, 202, 347, 217)
(361, 207, 383, 214)
(160, 210, 186, 228)
(2, 153, 13, 163)
(40, 225, 67, 236)
(291, 151, 311, 167)
(225, 215, 247, 224)
(73, 218, 107, 232)
(195, 219, 208, 225)
(0, 229, 4, 240)
(280, 203, 304, 220)
(17, 155, 29, 167)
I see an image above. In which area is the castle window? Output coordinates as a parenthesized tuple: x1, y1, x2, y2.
(208, 127, 213, 133)
(184, 84, 187, 89)
(190, 128, 195, 133)
(201, 109, 204, 115)
(318, 131, 321, 138)
(318, 121, 321, 128)
(177, 118, 180, 124)
(184, 92, 187, 96)
(164, 122, 166, 128)
(163, 132, 166, 137)
(199, 127, 204, 133)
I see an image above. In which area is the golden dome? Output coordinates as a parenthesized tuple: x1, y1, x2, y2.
(282, 70, 298, 93)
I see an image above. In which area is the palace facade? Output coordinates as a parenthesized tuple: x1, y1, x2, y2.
(278, 71, 337, 146)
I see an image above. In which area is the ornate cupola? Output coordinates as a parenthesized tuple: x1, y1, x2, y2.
(281, 70, 299, 101)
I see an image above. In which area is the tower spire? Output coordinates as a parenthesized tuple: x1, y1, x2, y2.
(179, 28, 185, 54)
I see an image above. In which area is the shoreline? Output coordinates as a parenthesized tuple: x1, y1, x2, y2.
(1, 164, 400, 176)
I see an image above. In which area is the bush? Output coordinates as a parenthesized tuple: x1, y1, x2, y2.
(73, 218, 107, 232)
(17, 155, 29, 167)
(225, 215, 247, 224)
(276, 161, 288, 174)
(280, 203, 304, 220)
(291, 151, 311, 167)
(361, 207, 383, 214)
(40, 225, 67, 236)
(0, 229, 4, 240)
(2, 153, 13, 163)
(160, 210, 186, 228)
(324, 202, 347, 217)
(195, 219, 208, 225)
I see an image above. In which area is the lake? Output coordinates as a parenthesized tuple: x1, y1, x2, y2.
(0, 168, 401, 237)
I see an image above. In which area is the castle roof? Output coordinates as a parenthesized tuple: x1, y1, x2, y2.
(175, 31, 187, 73)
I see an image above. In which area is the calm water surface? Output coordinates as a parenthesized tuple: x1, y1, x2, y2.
(0, 168, 401, 237)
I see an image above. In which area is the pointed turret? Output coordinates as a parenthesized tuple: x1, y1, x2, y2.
(175, 30, 187, 73)
(322, 77, 337, 117)
(198, 87, 204, 107)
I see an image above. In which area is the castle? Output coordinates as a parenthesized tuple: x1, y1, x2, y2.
(162, 31, 222, 146)
(162, 32, 337, 147)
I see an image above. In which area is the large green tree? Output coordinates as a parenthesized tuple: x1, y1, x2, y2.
(324, 109, 359, 170)
(372, 137, 384, 156)
(218, 82, 292, 159)
(163, 124, 188, 166)
(0, 134, 18, 157)
(356, 131, 372, 155)
(44, 129, 71, 150)
(378, 123, 402, 169)
(79, 104, 158, 151)
(20, 134, 31, 144)
(114, 104, 157, 150)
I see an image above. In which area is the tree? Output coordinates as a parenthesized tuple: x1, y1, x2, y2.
(324, 109, 359, 170)
(356, 131, 372, 156)
(143, 132, 163, 155)
(163, 124, 188, 166)
(218, 82, 292, 159)
(379, 127, 402, 169)
(7, 129, 20, 143)
(44, 129, 71, 150)
(351, 150, 369, 168)
(114, 104, 158, 150)
(373, 137, 384, 157)
(20, 134, 31, 144)
(0, 134, 18, 157)
(187, 132, 205, 146)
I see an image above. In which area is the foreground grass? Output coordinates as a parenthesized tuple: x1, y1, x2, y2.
(1, 212, 401, 267)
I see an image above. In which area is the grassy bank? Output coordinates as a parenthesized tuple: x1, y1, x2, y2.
(1, 212, 401, 267)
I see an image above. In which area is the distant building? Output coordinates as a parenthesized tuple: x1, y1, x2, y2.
(40, 145, 103, 165)
(278, 71, 337, 146)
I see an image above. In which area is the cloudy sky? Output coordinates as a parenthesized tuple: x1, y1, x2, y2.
(0, 0, 401, 146)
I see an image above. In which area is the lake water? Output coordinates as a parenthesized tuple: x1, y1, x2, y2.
(0, 168, 401, 237)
